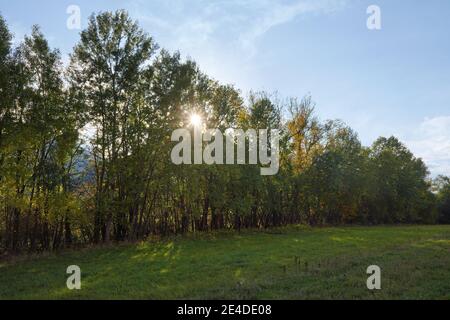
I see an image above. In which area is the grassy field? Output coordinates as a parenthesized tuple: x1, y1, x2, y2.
(0, 225, 449, 299)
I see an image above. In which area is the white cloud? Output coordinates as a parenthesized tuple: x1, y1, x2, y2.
(131, 0, 347, 57)
(238, 0, 347, 56)
(404, 116, 450, 177)
(128, 0, 347, 91)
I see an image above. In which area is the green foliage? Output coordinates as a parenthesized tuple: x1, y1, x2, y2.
(435, 176, 450, 223)
(0, 11, 444, 254)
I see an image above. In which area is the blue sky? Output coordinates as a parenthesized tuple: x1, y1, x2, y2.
(1, 0, 449, 176)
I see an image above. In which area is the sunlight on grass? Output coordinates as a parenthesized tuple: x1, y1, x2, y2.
(1, 225, 449, 299)
(329, 236, 367, 243)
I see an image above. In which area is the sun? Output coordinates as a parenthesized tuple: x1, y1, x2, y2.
(189, 113, 202, 127)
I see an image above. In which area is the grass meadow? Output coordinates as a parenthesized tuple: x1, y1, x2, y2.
(1, 225, 449, 300)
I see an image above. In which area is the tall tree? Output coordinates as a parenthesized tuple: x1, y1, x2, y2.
(68, 10, 156, 242)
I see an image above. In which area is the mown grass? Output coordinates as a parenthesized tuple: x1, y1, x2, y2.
(0, 225, 449, 299)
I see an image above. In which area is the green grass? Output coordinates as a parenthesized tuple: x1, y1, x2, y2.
(1, 225, 450, 299)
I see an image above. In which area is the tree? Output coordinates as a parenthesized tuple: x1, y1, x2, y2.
(307, 121, 365, 224)
(435, 176, 450, 224)
(0, 10, 442, 254)
(68, 10, 157, 242)
(0, 14, 12, 180)
(367, 136, 434, 223)
(0, 22, 80, 252)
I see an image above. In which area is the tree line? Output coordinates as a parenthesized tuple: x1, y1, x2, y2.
(0, 11, 449, 253)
